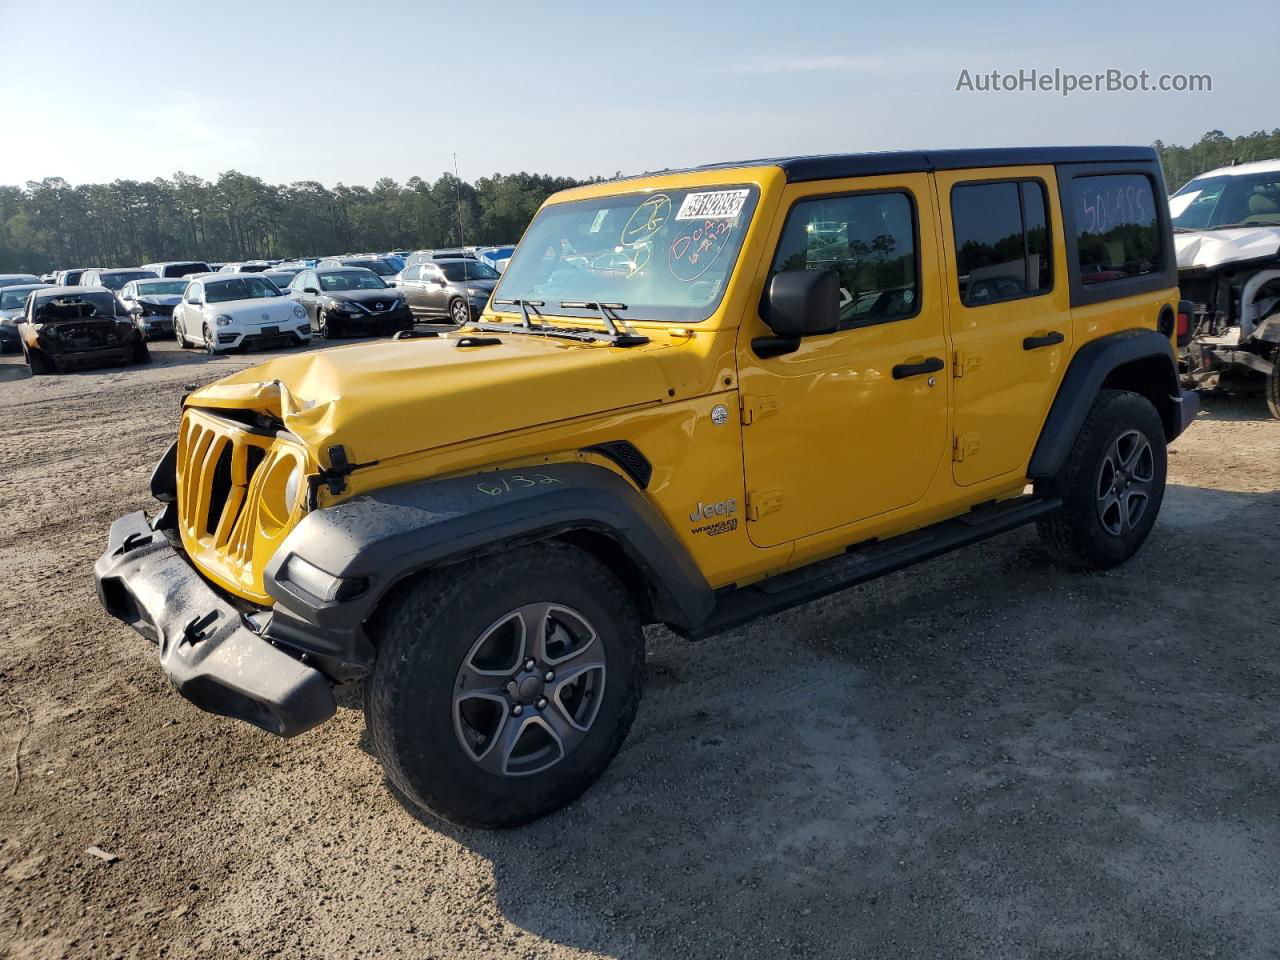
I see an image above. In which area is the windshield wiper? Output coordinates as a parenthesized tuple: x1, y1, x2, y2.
(480, 298, 649, 346)
(492, 297, 545, 329)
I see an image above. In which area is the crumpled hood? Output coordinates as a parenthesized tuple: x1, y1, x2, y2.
(187, 332, 673, 464)
(1175, 226, 1280, 270)
(136, 294, 183, 306)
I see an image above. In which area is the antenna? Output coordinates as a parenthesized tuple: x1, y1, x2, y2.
(453, 152, 466, 247)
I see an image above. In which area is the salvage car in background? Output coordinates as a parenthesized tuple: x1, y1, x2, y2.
(18, 286, 149, 373)
(0, 273, 42, 288)
(1170, 158, 1280, 417)
(174, 274, 312, 354)
(316, 256, 401, 280)
(399, 257, 498, 324)
(0, 283, 52, 353)
(139, 260, 212, 279)
(288, 266, 413, 338)
(80, 268, 158, 292)
(53, 268, 90, 286)
(218, 260, 272, 274)
(118, 278, 187, 340)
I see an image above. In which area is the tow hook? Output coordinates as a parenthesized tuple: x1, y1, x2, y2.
(181, 610, 220, 647)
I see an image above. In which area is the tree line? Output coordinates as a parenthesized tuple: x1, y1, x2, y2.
(0, 171, 594, 275)
(2, 129, 1278, 275)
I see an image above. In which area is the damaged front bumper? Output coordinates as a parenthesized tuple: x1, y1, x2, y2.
(93, 510, 336, 737)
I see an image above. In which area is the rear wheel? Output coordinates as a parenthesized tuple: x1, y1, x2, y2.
(176, 316, 191, 348)
(1036, 389, 1167, 569)
(365, 541, 644, 828)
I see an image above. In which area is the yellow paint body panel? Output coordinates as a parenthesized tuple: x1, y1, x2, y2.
(177, 162, 1179, 604)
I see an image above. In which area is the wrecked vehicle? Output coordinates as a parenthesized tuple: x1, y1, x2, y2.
(19, 286, 150, 374)
(1169, 158, 1280, 417)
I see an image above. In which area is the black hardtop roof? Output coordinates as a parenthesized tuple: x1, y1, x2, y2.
(646, 146, 1158, 184)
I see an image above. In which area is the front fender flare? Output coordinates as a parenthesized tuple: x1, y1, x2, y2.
(262, 462, 715, 667)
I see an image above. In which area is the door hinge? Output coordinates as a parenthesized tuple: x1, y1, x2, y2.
(953, 433, 982, 462)
(746, 488, 784, 521)
(739, 394, 779, 425)
(954, 351, 981, 377)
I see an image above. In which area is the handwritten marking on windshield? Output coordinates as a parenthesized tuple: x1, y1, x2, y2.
(621, 195, 672, 247)
(669, 219, 736, 282)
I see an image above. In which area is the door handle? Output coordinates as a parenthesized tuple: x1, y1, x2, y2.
(1023, 331, 1065, 351)
(892, 356, 944, 380)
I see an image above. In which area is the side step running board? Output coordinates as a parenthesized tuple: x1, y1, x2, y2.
(686, 494, 1061, 640)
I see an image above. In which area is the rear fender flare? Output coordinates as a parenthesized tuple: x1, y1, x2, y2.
(1028, 328, 1181, 479)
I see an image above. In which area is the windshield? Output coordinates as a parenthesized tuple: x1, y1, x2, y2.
(440, 260, 499, 282)
(344, 259, 397, 276)
(35, 292, 118, 319)
(101, 271, 155, 290)
(320, 270, 387, 291)
(205, 277, 283, 302)
(1170, 171, 1280, 230)
(136, 280, 187, 296)
(1, 287, 39, 310)
(492, 185, 759, 323)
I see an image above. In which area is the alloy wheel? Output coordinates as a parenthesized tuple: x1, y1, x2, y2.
(1095, 429, 1154, 536)
(452, 602, 606, 777)
(450, 299, 469, 325)
(203, 324, 215, 355)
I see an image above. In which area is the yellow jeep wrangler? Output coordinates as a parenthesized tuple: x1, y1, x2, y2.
(95, 146, 1197, 827)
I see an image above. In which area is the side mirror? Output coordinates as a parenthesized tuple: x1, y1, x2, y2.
(304, 286, 319, 294)
(764, 269, 841, 337)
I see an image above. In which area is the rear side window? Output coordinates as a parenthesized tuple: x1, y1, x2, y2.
(952, 180, 1052, 306)
(769, 191, 919, 327)
(1070, 174, 1162, 284)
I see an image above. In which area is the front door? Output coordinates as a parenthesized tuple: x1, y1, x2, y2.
(420, 263, 448, 318)
(933, 167, 1072, 485)
(739, 174, 951, 548)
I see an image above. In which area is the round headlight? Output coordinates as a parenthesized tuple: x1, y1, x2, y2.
(292, 304, 306, 319)
(215, 314, 234, 326)
(284, 462, 303, 510)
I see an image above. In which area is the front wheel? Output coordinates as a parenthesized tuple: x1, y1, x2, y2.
(365, 541, 644, 828)
(317, 310, 331, 339)
(1266, 348, 1280, 420)
(1036, 388, 1167, 569)
(449, 298, 470, 326)
(132, 339, 152, 364)
(203, 324, 217, 355)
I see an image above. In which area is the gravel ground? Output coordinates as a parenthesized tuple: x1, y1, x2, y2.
(1, 339, 1277, 960)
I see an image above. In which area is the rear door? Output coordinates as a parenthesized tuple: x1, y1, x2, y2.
(934, 166, 1071, 485)
(738, 174, 951, 548)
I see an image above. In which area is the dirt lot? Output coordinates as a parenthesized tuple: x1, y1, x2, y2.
(1, 338, 1277, 960)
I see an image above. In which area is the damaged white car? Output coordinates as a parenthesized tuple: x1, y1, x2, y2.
(1170, 158, 1280, 417)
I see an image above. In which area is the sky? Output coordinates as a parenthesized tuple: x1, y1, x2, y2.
(0, 0, 1272, 188)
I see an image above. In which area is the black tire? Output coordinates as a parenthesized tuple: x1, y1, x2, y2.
(176, 317, 189, 348)
(1266, 349, 1280, 420)
(1036, 388, 1167, 569)
(25, 346, 53, 375)
(133, 339, 152, 364)
(449, 298, 470, 326)
(365, 541, 644, 828)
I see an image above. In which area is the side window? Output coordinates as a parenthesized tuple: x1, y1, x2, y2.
(951, 179, 1052, 307)
(187, 284, 202, 303)
(1070, 174, 1161, 284)
(424, 265, 443, 283)
(769, 191, 919, 326)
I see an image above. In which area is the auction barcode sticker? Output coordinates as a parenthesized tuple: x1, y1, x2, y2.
(675, 189, 749, 221)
